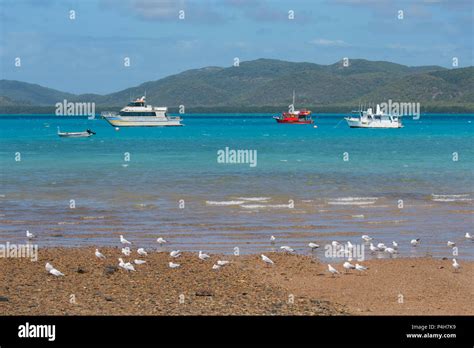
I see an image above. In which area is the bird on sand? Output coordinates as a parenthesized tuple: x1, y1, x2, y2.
(120, 235, 131, 245)
(392, 241, 399, 249)
(118, 258, 135, 271)
(121, 247, 131, 256)
(343, 261, 355, 273)
(26, 230, 35, 239)
(217, 260, 230, 266)
(169, 261, 180, 269)
(212, 264, 221, 270)
(369, 243, 380, 253)
(384, 247, 397, 256)
(308, 242, 320, 250)
(361, 235, 373, 242)
(280, 246, 294, 253)
(95, 249, 106, 259)
(410, 238, 420, 247)
(49, 267, 65, 277)
(45, 263, 54, 272)
(328, 264, 339, 276)
(134, 259, 146, 265)
(270, 235, 276, 244)
(447, 241, 456, 248)
(355, 263, 368, 274)
(199, 251, 210, 260)
(261, 254, 274, 265)
(137, 248, 148, 256)
(170, 250, 181, 258)
(452, 258, 461, 272)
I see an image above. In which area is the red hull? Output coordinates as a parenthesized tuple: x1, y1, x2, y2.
(275, 118, 314, 124)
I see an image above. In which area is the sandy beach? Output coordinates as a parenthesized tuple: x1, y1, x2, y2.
(0, 247, 472, 316)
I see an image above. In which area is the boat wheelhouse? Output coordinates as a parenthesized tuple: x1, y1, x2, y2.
(345, 104, 403, 128)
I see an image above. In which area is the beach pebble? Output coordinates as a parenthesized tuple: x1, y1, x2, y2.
(104, 265, 118, 275)
(0, 296, 9, 302)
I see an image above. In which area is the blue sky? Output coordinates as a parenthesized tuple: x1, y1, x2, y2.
(0, 0, 472, 94)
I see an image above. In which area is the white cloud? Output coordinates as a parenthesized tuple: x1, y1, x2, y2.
(309, 38, 347, 47)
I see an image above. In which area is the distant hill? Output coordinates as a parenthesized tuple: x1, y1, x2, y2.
(1, 59, 473, 113)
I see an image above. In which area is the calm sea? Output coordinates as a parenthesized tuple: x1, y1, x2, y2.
(1, 114, 473, 260)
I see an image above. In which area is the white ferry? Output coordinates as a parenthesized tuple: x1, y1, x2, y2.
(101, 96, 182, 127)
(345, 104, 403, 128)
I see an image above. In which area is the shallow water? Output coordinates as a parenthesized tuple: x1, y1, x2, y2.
(0, 114, 473, 260)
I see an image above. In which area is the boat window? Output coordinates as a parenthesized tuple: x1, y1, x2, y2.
(119, 111, 156, 116)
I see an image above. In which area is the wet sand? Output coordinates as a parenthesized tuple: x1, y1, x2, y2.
(0, 247, 472, 315)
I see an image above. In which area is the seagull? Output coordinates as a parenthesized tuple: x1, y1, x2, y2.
(270, 235, 276, 244)
(328, 264, 339, 276)
(212, 264, 221, 270)
(465, 233, 473, 241)
(410, 238, 420, 247)
(392, 241, 399, 249)
(120, 235, 131, 245)
(452, 258, 461, 272)
(95, 249, 106, 259)
(361, 235, 372, 242)
(261, 254, 274, 265)
(377, 243, 387, 251)
(45, 262, 54, 272)
(308, 242, 320, 250)
(134, 259, 146, 265)
(169, 261, 180, 269)
(170, 250, 181, 258)
(217, 260, 230, 266)
(156, 237, 167, 245)
(369, 243, 380, 253)
(118, 258, 135, 271)
(280, 246, 294, 253)
(198, 251, 210, 260)
(26, 230, 35, 239)
(49, 268, 64, 277)
(121, 247, 131, 256)
(137, 248, 148, 256)
(355, 263, 368, 274)
(384, 247, 397, 256)
(447, 241, 456, 248)
(343, 261, 355, 273)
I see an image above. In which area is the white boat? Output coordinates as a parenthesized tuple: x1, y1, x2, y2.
(345, 104, 403, 128)
(101, 96, 182, 127)
(57, 127, 95, 138)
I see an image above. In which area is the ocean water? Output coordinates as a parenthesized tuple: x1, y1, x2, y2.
(1, 114, 473, 260)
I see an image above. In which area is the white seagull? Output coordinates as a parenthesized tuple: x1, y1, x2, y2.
(156, 237, 167, 245)
(170, 250, 181, 258)
(377, 243, 387, 251)
(134, 259, 146, 265)
(465, 233, 473, 241)
(217, 260, 230, 266)
(120, 235, 131, 245)
(95, 249, 106, 259)
(121, 247, 131, 256)
(328, 264, 339, 276)
(261, 254, 274, 265)
(452, 258, 461, 272)
(49, 268, 65, 277)
(384, 247, 397, 256)
(355, 263, 368, 274)
(369, 243, 380, 253)
(447, 241, 456, 248)
(198, 251, 210, 260)
(26, 230, 35, 239)
(410, 238, 420, 247)
(280, 246, 294, 253)
(308, 242, 320, 250)
(118, 258, 135, 271)
(45, 262, 54, 272)
(343, 261, 355, 273)
(270, 235, 276, 244)
(169, 261, 180, 269)
(392, 241, 399, 249)
(361, 235, 372, 242)
(137, 248, 148, 256)
(212, 264, 221, 270)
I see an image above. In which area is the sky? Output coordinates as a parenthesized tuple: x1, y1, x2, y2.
(0, 0, 472, 94)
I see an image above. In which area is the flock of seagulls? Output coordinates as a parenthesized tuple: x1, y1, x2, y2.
(35, 231, 471, 278)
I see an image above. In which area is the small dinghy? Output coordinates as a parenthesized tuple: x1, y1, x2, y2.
(57, 127, 96, 138)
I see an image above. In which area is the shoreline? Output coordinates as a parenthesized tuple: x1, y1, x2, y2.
(0, 247, 472, 316)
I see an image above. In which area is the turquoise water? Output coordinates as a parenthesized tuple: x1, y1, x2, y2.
(1, 114, 473, 259)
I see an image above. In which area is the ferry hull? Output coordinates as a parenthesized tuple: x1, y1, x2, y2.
(345, 118, 403, 129)
(104, 117, 183, 127)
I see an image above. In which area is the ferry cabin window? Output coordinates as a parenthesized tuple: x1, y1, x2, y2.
(119, 111, 156, 116)
(127, 102, 145, 107)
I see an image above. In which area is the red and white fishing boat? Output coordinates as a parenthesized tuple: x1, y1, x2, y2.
(273, 91, 314, 125)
